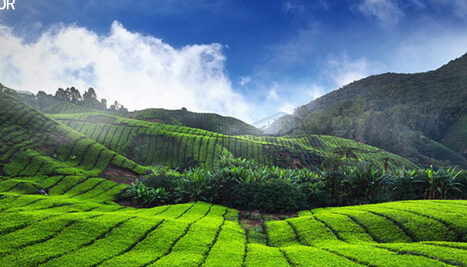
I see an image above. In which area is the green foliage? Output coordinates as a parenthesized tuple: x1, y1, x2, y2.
(120, 155, 321, 212)
(121, 179, 170, 205)
(231, 180, 308, 212)
(411, 166, 462, 199)
(122, 155, 466, 212)
(391, 167, 464, 200)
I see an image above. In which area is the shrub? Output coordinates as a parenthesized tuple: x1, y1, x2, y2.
(142, 169, 178, 191)
(412, 166, 462, 199)
(389, 169, 425, 200)
(120, 155, 466, 212)
(231, 180, 308, 212)
(121, 179, 171, 206)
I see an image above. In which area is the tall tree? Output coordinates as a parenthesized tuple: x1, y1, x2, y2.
(83, 87, 97, 101)
(66, 87, 82, 104)
(55, 88, 67, 101)
(36, 91, 54, 109)
(83, 87, 101, 109)
(100, 98, 107, 110)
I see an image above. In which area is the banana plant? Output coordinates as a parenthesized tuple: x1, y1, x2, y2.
(413, 166, 462, 199)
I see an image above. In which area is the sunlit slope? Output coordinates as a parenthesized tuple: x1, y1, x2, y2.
(129, 108, 263, 136)
(265, 200, 467, 266)
(0, 92, 149, 190)
(51, 112, 417, 171)
(0, 191, 465, 266)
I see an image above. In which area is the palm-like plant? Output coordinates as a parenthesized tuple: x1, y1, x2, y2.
(413, 166, 462, 199)
(347, 164, 389, 204)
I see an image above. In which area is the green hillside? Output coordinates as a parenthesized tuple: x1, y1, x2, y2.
(50, 112, 416, 171)
(0, 91, 149, 186)
(269, 54, 467, 168)
(443, 114, 467, 159)
(129, 108, 263, 136)
(43, 102, 101, 114)
(0, 187, 465, 266)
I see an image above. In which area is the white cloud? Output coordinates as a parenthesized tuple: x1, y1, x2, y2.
(392, 30, 467, 73)
(267, 89, 279, 102)
(239, 76, 251, 87)
(284, 1, 300, 13)
(279, 103, 295, 114)
(307, 84, 325, 100)
(327, 55, 371, 87)
(267, 82, 281, 102)
(357, 0, 404, 27)
(0, 21, 253, 122)
(410, 0, 426, 9)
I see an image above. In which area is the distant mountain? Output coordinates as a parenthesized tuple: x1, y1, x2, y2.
(0, 83, 34, 96)
(129, 108, 263, 136)
(253, 112, 288, 132)
(267, 54, 467, 168)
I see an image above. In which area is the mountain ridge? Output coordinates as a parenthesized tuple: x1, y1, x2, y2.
(267, 53, 467, 168)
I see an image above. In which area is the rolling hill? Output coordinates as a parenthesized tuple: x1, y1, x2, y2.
(42, 102, 263, 136)
(268, 54, 467, 169)
(50, 112, 416, 171)
(128, 108, 263, 136)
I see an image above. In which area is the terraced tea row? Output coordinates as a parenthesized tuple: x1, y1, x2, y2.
(269, 202, 466, 246)
(0, 193, 465, 266)
(52, 112, 416, 170)
(0, 195, 246, 267)
(265, 200, 467, 266)
(129, 108, 263, 136)
(0, 92, 148, 180)
(0, 175, 127, 203)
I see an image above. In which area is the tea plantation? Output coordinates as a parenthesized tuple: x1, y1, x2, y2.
(0, 189, 465, 266)
(50, 112, 415, 171)
(0, 91, 466, 266)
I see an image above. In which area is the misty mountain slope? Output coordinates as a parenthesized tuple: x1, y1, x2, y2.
(128, 108, 263, 136)
(50, 112, 416, 171)
(269, 54, 467, 168)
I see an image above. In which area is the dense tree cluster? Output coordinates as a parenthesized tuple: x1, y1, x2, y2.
(18, 86, 128, 114)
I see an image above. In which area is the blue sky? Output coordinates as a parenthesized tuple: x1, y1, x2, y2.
(1, 0, 467, 122)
